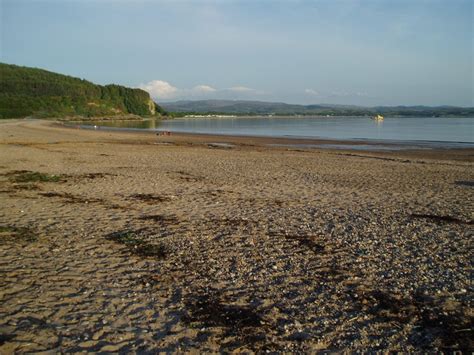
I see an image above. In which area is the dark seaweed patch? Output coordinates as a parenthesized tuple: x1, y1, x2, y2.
(137, 214, 179, 224)
(354, 290, 415, 322)
(185, 294, 262, 329)
(0, 333, 15, 345)
(183, 289, 272, 351)
(0, 225, 37, 244)
(105, 229, 167, 258)
(174, 171, 204, 182)
(129, 193, 172, 203)
(353, 289, 473, 350)
(455, 180, 474, 187)
(184, 289, 264, 329)
(270, 231, 325, 253)
(80, 173, 113, 180)
(40, 191, 103, 204)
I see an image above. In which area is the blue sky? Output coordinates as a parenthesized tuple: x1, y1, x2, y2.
(1, 0, 473, 106)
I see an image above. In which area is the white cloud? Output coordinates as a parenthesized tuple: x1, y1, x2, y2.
(192, 85, 216, 93)
(139, 80, 178, 99)
(227, 86, 256, 92)
(328, 90, 369, 97)
(305, 89, 320, 96)
(139, 80, 265, 100)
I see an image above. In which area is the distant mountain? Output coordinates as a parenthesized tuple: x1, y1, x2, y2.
(162, 100, 474, 117)
(0, 63, 166, 119)
(163, 100, 321, 115)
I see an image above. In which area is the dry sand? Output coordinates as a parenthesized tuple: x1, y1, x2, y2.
(0, 119, 472, 352)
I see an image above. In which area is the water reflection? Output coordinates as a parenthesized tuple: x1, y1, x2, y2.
(72, 119, 162, 130)
(69, 116, 474, 144)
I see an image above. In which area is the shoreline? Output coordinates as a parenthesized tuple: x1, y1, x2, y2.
(0, 119, 472, 352)
(56, 120, 474, 156)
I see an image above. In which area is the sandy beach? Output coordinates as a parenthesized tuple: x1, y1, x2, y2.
(0, 119, 472, 352)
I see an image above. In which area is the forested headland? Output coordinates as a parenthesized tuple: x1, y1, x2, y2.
(0, 63, 166, 119)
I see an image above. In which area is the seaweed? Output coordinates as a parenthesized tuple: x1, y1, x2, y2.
(352, 289, 473, 350)
(105, 229, 167, 258)
(137, 214, 179, 224)
(128, 193, 172, 203)
(455, 180, 474, 187)
(40, 191, 103, 204)
(183, 288, 273, 351)
(0, 225, 37, 244)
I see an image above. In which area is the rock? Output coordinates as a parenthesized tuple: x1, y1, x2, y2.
(99, 342, 129, 352)
(288, 331, 311, 341)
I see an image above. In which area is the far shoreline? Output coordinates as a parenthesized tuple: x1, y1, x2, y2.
(35, 119, 471, 162)
(56, 118, 474, 153)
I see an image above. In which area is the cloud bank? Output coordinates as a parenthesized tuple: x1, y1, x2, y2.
(138, 80, 263, 101)
(138, 80, 375, 105)
(138, 80, 178, 99)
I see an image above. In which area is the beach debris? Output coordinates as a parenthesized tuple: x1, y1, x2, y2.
(207, 143, 235, 149)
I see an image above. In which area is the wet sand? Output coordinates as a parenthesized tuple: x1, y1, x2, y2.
(0, 119, 472, 352)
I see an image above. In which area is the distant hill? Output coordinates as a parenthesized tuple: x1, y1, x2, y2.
(162, 100, 474, 117)
(0, 63, 166, 119)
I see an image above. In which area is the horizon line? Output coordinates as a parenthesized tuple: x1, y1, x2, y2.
(159, 99, 474, 109)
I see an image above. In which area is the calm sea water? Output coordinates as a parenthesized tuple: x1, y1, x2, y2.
(75, 116, 473, 145)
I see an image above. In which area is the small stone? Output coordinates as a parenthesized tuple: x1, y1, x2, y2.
(100, 343, 128, 352)
(79, 340, 97, 348)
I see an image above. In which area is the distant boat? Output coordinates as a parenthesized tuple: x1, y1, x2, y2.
(373, 114, 384, 121)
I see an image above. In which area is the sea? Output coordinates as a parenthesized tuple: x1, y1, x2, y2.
(71, 116, 473, 150)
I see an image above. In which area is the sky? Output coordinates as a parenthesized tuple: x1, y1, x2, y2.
(1, 0, 473, 106)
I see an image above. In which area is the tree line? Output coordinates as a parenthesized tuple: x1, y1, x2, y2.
(0, 63, 166, 119)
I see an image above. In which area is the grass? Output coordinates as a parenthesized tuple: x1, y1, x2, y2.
(6, 170, 65, 183)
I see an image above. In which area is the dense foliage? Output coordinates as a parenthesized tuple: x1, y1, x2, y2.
(0, 63, 166, 119)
